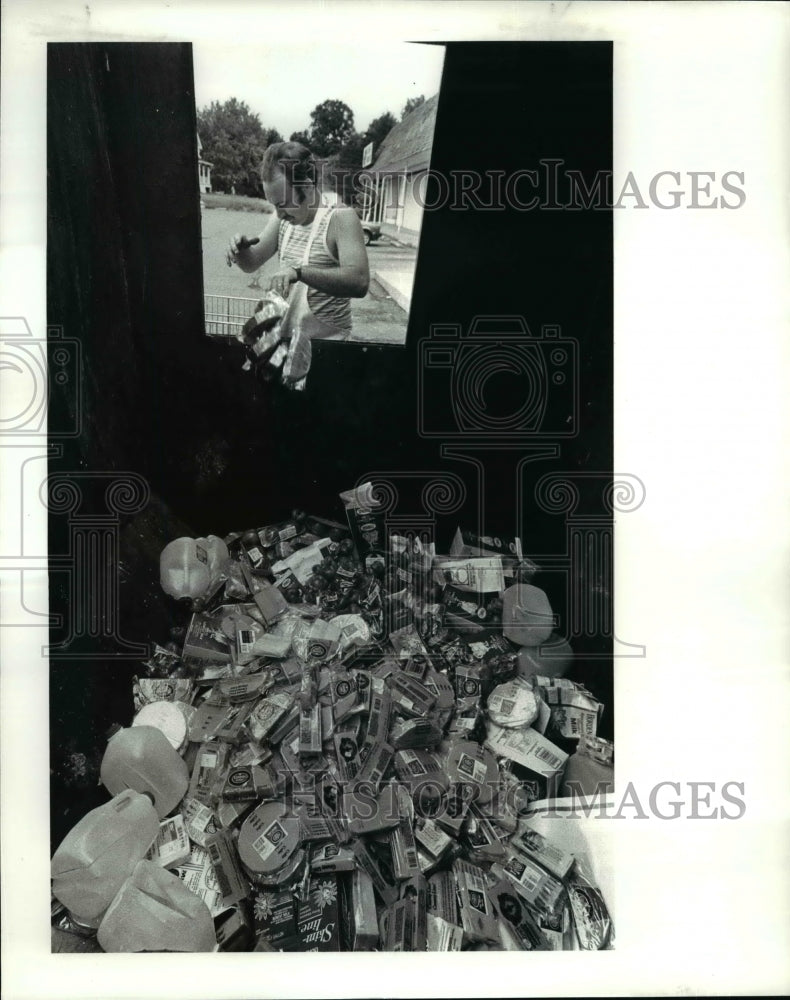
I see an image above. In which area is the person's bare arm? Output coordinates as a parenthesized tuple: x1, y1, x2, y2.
(226, 213, 280, 272)
(264, 207, 370, 299)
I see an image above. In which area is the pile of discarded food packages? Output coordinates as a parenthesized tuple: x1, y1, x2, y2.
(51, 484, 614, 952)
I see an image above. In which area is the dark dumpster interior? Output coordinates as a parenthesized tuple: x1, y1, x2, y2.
(47, 42, 613, 850)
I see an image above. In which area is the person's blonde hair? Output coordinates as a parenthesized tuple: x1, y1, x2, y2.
(261, 141, 317, 186)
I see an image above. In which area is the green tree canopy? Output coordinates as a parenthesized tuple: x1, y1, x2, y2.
(196, 98, 281, 196)
(325, 131, 366, 206)
(364, 111, 397, 157)
(401, 94, 425, 120)
(307, 99, 355, 157)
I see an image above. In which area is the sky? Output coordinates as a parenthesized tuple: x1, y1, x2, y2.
(193, 41, 446, 139)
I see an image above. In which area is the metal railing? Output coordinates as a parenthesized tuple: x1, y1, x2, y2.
(204, 293, 259, 340)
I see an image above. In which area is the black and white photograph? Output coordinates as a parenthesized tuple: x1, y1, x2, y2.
(42, 31, 616, 956)
(1, 2, 788, 998)
(196, 41, 444, 348)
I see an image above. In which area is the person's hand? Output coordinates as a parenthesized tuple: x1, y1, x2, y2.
(226, 233, 260, 268)
(264, 267, 299, 299)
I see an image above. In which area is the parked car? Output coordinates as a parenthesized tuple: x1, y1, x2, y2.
(361, 220, 381, 246)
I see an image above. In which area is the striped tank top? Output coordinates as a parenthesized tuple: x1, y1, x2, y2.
(278, 206, 352, 336)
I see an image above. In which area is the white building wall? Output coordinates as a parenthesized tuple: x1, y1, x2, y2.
(382, 175, 399, 225)
(402, 170, 426, 233)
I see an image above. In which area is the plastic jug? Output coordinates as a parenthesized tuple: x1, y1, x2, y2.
(516, 633, 573, 681)
(502, 584, 555, 647)
(559, 735, 614, 799)
(97, 860, 216, 952)
(100, 724, 189, 819)
(159, 535, 228, 605)
(132, 700, 188, 751)
(51, 789, 159, 924)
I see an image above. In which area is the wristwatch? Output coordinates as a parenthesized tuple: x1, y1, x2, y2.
(293, 266, 302, 283)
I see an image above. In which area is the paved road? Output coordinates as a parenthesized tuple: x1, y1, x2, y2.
(201, 207, 413, 345)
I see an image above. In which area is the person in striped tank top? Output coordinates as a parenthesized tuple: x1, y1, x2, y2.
(226, 141, 369, 340)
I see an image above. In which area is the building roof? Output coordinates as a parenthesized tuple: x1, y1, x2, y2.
(369, 94, 438, 174)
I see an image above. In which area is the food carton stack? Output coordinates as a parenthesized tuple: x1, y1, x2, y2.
(51, 485, 614, 952)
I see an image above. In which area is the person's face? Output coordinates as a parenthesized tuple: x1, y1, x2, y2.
(263, 170, 312, 225)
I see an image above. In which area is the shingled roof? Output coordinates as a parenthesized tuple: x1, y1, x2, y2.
(369, 93, 438, 174)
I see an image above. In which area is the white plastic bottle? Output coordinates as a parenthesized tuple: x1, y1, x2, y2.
(502, 583, 555, 647)
(517, 634, 574, 680)
(97, 860, 216, 952)
(51, 789, 160, 924)
(159, 535, 228, 605)
(100, 724, 189, 818)
(132, 700, 188, 751)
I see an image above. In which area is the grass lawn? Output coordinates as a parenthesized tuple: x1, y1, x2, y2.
(202, 191, 274, 214)
(201, 205, 279, 301)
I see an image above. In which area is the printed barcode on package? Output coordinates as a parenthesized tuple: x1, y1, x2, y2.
(393, 903, 405, 945)
(535, 746, 561, 768)
(251, 834, 269, 858)
(208, 844, 232, 898)
(507, 858, 541, 894)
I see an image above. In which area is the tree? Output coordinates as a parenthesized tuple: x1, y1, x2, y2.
(308, 99, 355, 157)
(325, 131, 367, 206)
(364, 111, 397, 157)
(196, 98, 280, 196)
(401, 94, 425, 120)
(289, 130, 312, 147)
